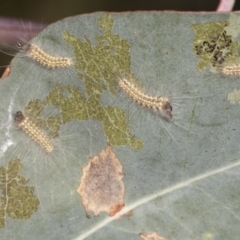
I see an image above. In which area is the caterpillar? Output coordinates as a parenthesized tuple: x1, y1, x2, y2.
(216, 60, 240, 76)
(24, 43, 73, 69)
(118, 77, 173, 120)
(14, 111, 53, 153)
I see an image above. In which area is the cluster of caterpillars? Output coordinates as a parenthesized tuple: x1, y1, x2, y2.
(14, 38, 174, 152)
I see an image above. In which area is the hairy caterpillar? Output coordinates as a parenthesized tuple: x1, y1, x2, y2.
(217, 60, 240, 76)
(118, 77, 173, 120)
(112, 68, 212, 153)
(14, 111, 53, 153)
(0, 21, 73, 72)
(23, 43, 73, 69)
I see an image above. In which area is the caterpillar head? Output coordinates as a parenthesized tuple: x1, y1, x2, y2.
(14, 111, 25, 123)
(161, 99, 172, 120)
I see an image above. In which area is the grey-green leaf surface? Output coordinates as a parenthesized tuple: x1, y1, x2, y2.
(0, 12, 240, 240)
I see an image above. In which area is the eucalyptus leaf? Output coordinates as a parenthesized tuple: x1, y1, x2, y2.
(0, 11, 240, 240)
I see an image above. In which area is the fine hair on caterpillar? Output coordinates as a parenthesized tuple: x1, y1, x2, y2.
(1, 36, 80, 90)
(3, 41, 74, 71)
(108, 70, 204, 150)
(0, 80, 63, 165)
(0, 24, 74, 77)
(7, 106, 81, 177)
(0, 20, 46, 69)
(0, 69, 81, 179)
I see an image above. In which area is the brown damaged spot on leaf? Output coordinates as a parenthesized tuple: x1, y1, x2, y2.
(77, 146, 124, 216)
(1, 65, 11, 79)
(140, 232, 167, 240)
(109, 203, 125, 217)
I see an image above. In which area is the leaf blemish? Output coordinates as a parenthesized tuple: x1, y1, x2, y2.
(77, 146, 125, 217)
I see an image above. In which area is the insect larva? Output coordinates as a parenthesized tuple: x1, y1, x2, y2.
(217, 60, 240, 76)
(118, 77, 173, 120)
(14, 111, 53, 153)
(26, 44, 72, 68)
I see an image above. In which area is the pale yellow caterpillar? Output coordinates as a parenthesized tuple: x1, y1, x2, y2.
(215, 59, 240, 76)
(14, 111, 53, 153)
(25, 44, 72, 69)
(118, 77, 173, 120)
